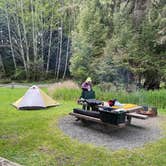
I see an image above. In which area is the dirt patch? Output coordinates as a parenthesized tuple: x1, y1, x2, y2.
(58, 115, 165, 150)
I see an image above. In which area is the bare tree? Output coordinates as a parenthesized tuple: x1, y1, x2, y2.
(13, 2, 27, 77)
(5, 2, 17, 70)
(56, 20, 63, 79)
(30, 0, 37, 63)
(40, 11, 45, 72)
(46, 11, 54, 75)
(0, 53, 6, 75)
(62, 19, 70, 79)
(20, 0, 30, 72)
(54, 21, 59, 77)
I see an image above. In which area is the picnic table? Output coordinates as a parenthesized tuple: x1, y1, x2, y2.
(70, 99, 148, 127)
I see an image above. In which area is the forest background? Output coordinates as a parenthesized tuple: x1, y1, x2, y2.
(0, 0, 165, 90)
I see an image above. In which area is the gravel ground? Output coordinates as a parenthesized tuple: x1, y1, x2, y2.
(58, 115, 165, 150)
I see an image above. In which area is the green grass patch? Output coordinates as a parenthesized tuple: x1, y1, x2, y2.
(53, 88, 166, 109)
(0, 87, 166, 165)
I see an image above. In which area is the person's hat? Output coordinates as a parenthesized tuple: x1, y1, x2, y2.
(86, 77, 92, 82)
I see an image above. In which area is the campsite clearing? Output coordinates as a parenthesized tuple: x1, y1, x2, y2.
(0, 88, 166, 166)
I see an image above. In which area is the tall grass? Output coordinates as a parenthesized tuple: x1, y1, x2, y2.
(48, 80, 79, 96)
(51, 86, 166, 109)
(52, 88, 81, 101)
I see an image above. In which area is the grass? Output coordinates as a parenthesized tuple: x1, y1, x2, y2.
(0, 87, 166, 166)
(52, 88, 166, 109)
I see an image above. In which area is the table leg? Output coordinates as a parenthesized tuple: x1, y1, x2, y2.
(127, 116, 132, 124)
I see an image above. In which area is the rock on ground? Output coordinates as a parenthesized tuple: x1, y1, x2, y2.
(0, 157, 21, 166)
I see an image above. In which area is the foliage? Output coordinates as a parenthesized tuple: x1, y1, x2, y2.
(70, 0, 166, 89)
(0, 0, 72, 81)
(70, 0, 112, 82)
(0, 0, 165, 88)
(106, 1, 166, 89)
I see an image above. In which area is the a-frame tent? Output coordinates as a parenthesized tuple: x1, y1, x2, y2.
(12, 85, 59, 110)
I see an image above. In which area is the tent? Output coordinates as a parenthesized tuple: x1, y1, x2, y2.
(12, 85, 59, 110)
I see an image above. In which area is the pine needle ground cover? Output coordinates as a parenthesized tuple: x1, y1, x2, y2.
(0, 88, 166, 166)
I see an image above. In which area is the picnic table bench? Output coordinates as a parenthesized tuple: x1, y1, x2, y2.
(69, 112, 126, 128)
(126, 112, 148, 124)
(124, 106, 148, 124)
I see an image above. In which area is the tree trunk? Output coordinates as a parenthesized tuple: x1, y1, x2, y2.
(5, 4, 17, 70)
(132, 0, 150, 27)
(62, 36, 70, 79)
(40, 11, 45, 72)
(30, 0, 36, 63)
(46, 12, 53, 76)
(34, 0, 39, 63)
(20, 0, 30, 75)
(55, 28, 59, 77)
(30, 0, 39, 80)
(0, 53, 6, 75)
(62, 18, 70, 79)
(56, 20, 63, 80)
(12, 5, 27, 78)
